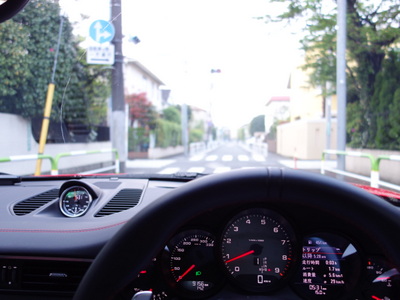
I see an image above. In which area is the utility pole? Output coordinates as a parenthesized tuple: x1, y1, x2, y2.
(181, 104, 189, 156)
(111, 0, 126, 173)
(325, 81, 332, 151)
(337, 0, 347, 170)
(34, 15, 64, 175)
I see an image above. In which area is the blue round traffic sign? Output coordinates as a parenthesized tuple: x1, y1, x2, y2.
(89, 20, 115, 44)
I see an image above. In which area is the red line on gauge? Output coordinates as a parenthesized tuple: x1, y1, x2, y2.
(225, 250, 255, 263)
(176, 264, 196, 282)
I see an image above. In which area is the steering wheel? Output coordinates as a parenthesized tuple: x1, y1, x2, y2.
(73, 168, 400, 299)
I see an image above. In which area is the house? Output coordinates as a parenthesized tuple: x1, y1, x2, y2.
(276, 62, 338, 159)
(265, 95, 290, 134)
(124, 59, 167, 111)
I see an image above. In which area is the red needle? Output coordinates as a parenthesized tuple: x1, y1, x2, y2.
(177, 264, 196, 282)
(371, 296, 382, 300)
(225, 250, 255, 263)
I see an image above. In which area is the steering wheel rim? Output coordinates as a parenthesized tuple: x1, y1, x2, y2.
(73, 167, 400, 299)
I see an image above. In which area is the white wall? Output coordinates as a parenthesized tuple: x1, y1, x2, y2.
(124, 63, 164, 110)
(0, 113, 113, 175)
(265, 101, 289, 134)
(277, 119, 337, 160)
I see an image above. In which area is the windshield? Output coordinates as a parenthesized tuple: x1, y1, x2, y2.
(0, 0, 399, 189)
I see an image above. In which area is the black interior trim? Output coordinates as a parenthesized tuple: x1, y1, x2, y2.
(73, 167, 400, 299)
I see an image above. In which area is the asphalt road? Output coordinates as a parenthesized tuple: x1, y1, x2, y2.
(126, 142, 325, 175)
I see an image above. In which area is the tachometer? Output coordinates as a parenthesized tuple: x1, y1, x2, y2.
(59, 186, 92, 217)
(220, 208, 296, 292)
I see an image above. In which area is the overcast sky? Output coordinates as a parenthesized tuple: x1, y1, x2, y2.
(60, 0, 304, 130)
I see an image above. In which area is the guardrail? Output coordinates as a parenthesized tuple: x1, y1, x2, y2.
(189, 141, 221, 155)
(54, 148, 120, 175)
(0, 154, 56, 172)
(321, 149, 400, 191)
(0, 149, 119, 175)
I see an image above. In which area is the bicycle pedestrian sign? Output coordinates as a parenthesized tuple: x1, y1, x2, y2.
(89, 20, 115, 44)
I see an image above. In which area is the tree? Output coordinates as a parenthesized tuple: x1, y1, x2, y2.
(162, 106, 181, 124)
(0, 0, 110, 127)
(369, 51, 400, 149)
(249, 115, 265, 136)
(126, 92, 157, 152)
(125, 92, 157, 128)
(155, 106, 182, 148)
(263, 0, 400, 148)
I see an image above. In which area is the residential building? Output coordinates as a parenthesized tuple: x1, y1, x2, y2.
(124, 59, 167, 111)
(265, 95, 290, 134)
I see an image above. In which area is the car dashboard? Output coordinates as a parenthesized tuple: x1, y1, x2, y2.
(0, 170, 399, 300)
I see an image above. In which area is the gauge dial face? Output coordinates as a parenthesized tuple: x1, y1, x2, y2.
(163, 230, 223, 298)
(59, 186, 92, 217)
(220, 208, 296, 292)
(363, 257, 400, 299)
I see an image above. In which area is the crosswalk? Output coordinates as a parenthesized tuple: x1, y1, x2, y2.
(158, 166, 259, 175)
(127, 153, 268, 175)
(189, 153, 265, 163)
(156, 153, 267, 175)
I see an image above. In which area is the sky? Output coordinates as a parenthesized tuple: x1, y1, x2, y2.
(60, 0, 304, 131)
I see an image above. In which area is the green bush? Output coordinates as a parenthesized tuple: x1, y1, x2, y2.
(128, 127, 149, 152)
(154, 119, 181, 148)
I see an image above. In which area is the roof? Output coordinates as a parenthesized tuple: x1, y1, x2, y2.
(266, 96, 290, 106)
(124, 58, 165, 86)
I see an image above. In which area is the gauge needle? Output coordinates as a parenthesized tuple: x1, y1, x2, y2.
(177, 264, 196, 282)
(225, 250, 255, 263)
(371, 296, 382, 300)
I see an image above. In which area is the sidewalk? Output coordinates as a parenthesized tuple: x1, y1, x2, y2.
(278, 158, 337, 170)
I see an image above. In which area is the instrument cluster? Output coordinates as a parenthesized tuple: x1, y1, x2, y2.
(125, 207, 400, 299)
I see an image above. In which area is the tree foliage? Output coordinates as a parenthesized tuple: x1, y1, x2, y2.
(249, 115, 265, 136)
(264, 0, 400, 148)
(0, 0, 110, 126)
(126, 92, 157, 128)
(155, 106, 182, 148)
(369, 52, 400, 149)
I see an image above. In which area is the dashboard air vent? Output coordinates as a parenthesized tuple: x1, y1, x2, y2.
(13, 189, 59, 216)
(20, 260, 90, 293)
(95, 188, 142, 217)
(0, 258, 90, 294)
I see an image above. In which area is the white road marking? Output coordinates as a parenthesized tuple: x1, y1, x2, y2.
(189, 154, 205, 161)
(213, 167, 231, 173)
(205, 155, 218, 161)
(238, 155, 250, 161)
(222, 155, 233, 161)
(127, 159, 175, 168)
(158, 167, 180, 174)
(187, 167, 206, 173)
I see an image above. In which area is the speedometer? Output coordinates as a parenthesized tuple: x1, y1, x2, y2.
(220, 208, 296, 292)
(162, 229, 224, 298)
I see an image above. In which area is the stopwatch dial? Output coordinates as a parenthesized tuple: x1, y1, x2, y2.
(59, 186, 92, 217)
(220, 208, 296, 292)
(163, 230, 223, 298)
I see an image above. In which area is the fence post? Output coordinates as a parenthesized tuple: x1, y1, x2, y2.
(370, 156, 380, 188)
(113, 149, 120, 173)
(321, 152, 326, 175)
